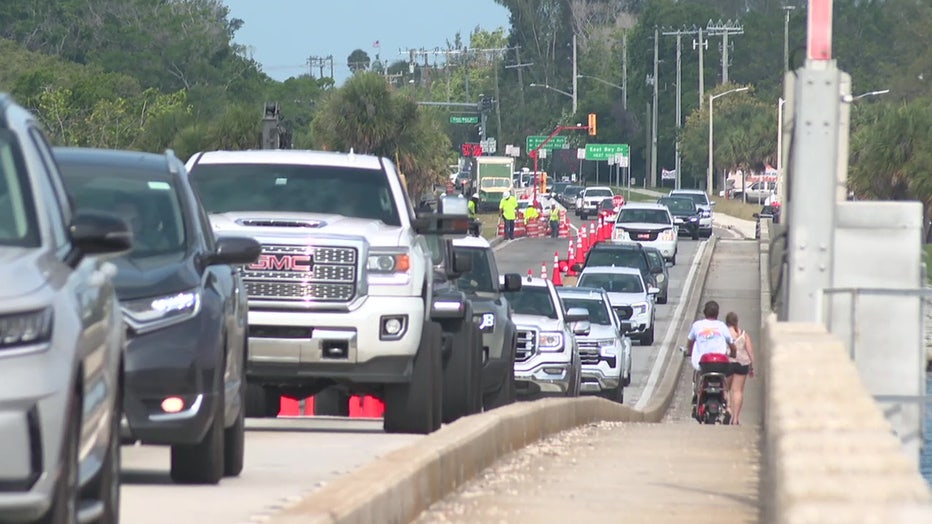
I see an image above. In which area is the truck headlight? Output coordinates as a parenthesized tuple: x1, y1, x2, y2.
(614, 228, 630, 241)
(123, 289, 201, 332)
(632, 302, 649, 316)
(598, 339, 618, 351)
(539, 331, 564, 351)
(0, 308, 53, 349)
(660, 229, 675, 241)
(367, 253, 410, 273)
(655, 273, 666, 283)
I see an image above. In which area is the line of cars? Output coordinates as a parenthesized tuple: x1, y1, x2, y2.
(0, 95, 264, 523)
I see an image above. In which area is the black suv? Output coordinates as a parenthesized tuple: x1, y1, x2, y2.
(571, 241, 660, 290)
(55, 147, 261, 485)
(657, 196, 701, 240)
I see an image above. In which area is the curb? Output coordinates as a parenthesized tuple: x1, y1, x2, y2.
(267, 237, 721, 524)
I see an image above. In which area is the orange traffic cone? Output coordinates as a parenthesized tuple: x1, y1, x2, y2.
(551, 252, 563, 286)
(541, 261, 548, 280)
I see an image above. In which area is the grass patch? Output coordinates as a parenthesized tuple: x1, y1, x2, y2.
(711, 198, 763, 221)
(478, 213, 501, 240)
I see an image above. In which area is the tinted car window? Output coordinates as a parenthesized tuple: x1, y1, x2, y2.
(672, 192, 709, 207)
(60, 165, 187, 258)
(503, 286, 558, 319)
(454, 247, 496, 293)
(617, 208, 670, 224)
(561, 297, 611, 325)
(189, 163, 401, 227)
(658, 197, 696, 215)
(586, 188, 612, 198)
(599, 198, 615, 211)
(577, 272, 644, 294)
(0, 130, 39, 247)
(644, 249, 664, 271)
(585, 248, 646, 272)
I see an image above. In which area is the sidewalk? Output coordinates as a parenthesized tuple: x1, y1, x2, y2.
(417, 240, 763, 524)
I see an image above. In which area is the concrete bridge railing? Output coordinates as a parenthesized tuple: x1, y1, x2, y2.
(758, 220, 932, 523)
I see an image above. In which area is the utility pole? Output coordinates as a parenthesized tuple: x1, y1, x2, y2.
(706, 20, 744, 85)
(506, 46, 532, 108)
(693, 28, 708, 108)
(783, 5, 797, 73)
(663, 27, 698, 190)
(622, 31, 628, 111)
(493, 53, 503, 140)
(572, 33, 578, 115)
(650, 27, 659, 188)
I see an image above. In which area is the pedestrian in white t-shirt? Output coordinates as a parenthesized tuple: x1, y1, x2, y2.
(686, 300, 737, 371)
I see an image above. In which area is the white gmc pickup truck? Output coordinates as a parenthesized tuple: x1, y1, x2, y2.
(185, 149, 458, 434)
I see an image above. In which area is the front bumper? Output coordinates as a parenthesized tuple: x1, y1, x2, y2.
(699, 215, 713, 231)
(121, 313, 220, 445)
(246, 296, 425, 386)
(514, 353, 574, 395)
(580, 363, 622, 394)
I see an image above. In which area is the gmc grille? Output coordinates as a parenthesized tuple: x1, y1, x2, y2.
(613, 306, 633, 320)
(244, 244, 358, 303)
(577, 341, 601, 365)
(515, 328, 538, 362)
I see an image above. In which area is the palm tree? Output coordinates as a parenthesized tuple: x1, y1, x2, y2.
(347, 49, 371, 74)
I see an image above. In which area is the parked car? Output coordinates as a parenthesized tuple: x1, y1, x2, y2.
(0, 94, 130, 522)
(501, 275, 584, 397)
(641, 246, 670, 304)
(612, 202, 679, 265)
(571, 241, 658, 291)
(575, 266, 659, 345)
(557, 287, 634, 402)
(55, 147, 261, 484)
(669, 189, 714, 237)
(657, 196, 701, 240)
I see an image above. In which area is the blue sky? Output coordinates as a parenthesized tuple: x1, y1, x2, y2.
(223, 1, 511, 84)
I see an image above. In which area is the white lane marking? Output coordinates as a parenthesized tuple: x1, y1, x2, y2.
(634, 239, 707, 410)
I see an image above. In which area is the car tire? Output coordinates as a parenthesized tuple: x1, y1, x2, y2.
(657, 291, 668, 305)
(692, 229, 699, 240)
(314, 387, 350, 416)
(223, 362, 246, 477)
(641, 325, 655, 346)
(670, 253, 677, 266)
(600, 383, 625, 403)
(41, 390, 80, 524)
(170, 381, 225, 484)
(88, 381, 121, 524)
(245, 384, 281, 418)
(483, 336, 517, 410)
(383, 321, 441, 434)
(441, 321, 482, 423)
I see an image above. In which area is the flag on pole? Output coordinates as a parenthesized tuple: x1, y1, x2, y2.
(372, 40, 380, 48)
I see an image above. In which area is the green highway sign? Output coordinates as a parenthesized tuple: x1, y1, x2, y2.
(526, 135, 568, 152)
(450, 115, 479, 124)
(585, 143, 629, 161)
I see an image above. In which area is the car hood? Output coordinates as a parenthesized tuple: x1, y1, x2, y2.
(0, 247, 50, 300)
(207, 211, 405, 247)
(606, 292, 649, 306)
(577, 323, 617, 340)
(512, 314, 564, 331)
(111, 253, 200, 302)
(615, 222, 672, 230)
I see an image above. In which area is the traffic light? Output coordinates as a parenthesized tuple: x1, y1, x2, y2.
(588, 113, 597, 136)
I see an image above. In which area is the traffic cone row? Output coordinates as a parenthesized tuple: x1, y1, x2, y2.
(276, 394, 385, 418)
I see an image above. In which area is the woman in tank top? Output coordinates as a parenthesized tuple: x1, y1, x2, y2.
(725, 312, 756, 425)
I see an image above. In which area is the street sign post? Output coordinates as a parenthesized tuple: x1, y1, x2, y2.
(450, 115, 479, 124)
(585, 143, 629, 161)
(479, 138, 497, 154)
(526, 135, 568, 152)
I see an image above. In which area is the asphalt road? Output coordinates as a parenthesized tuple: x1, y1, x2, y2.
(119, 215, 738, 523)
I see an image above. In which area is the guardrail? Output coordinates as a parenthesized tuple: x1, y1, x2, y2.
(758, 219, 932, 523)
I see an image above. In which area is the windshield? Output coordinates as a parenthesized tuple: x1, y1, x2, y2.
(585, 249, 644, 271)
(577, 272, 644, 294)
(561, 297, 611, 325)
(480, 178, 511, 189)
(586, 188, 612, 198)
(563, 186, 582, 196)
(672, 192, 709, 207)
(659, 197, 696, 215)
(189, 163, 401, 226)
(454, 247, 496, 293)
(59, 164, 187, 258)
(0, 131, 39, 247)
(503, 286, 558, 319)
(644, 249, 664, 271)
(599, 198, 615, 210)
(617, 208, 670, 224)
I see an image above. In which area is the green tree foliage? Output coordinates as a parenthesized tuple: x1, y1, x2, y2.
(348, 49, 371, 73)
(310, 72, 452, 196)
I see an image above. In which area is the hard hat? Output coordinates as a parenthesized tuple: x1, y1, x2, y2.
(503, 191, 510, 198)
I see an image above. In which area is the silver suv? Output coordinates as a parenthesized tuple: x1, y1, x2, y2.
(557, 287, 634, 403)
(501, 275, 585, 397)
(0, 94, 130, 522)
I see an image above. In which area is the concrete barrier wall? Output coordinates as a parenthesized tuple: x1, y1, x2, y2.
(268, 238, 719, 524)
(758, 220, 932, 523)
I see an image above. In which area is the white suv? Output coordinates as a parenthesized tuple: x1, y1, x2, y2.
(612, 202, 678, 265)
(575, 186, 614, 219)
(669, 189, 713, 237)
(576, 266, 658, 346)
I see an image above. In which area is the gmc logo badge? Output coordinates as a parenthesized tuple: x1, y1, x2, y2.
(249, 254, 313, 271)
